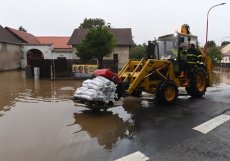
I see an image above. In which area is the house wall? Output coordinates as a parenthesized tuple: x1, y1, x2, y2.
(21, 44, 127, 70)
(52, 51, 77, 59)
(221, 55, 230, 63)
(104, 46, 130, 69)
(221, 45, 230, 64)
(21, 45, 53, 68)
(0, 42, 21, 71)
(21, 45, 76, 68)
(22, 44, 53, 59)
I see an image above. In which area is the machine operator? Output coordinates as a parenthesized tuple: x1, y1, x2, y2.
(179, 43, 203, 86)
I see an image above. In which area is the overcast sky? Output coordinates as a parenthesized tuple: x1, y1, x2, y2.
(1, 0, 229, 46)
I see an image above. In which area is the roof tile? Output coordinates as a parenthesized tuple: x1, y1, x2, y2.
(221, 44, 230, 54)
(37, 36, 72, 49)
(68, 28, 133, 46)
(5, 27, 40, 44)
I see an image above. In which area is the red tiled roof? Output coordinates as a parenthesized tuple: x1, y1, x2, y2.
(5, 27, 40, 44)
(37, 36, 72, 49)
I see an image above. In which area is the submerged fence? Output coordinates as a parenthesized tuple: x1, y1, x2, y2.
(26, 59, 118, 79)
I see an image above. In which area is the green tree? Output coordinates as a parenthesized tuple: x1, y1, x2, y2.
(18, 26, 27, 32)
(130, 44, 146, 60)
(75, 42, 93, 63)
(208, 47, 222, 64)
(79, 18, 109, 29)
(207, 40, 216, 48)
(206, 40, 222, 64)
(76, 28, 116, 68)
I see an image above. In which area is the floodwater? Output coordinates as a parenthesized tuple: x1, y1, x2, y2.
(212, 67, 230, 85)
(0, 67, 229, 161)
(0, 70, 134, 161)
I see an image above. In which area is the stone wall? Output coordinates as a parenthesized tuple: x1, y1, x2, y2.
(0, 43, 21, 71)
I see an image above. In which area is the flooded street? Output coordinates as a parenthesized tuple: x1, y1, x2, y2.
(0, 67, 230, 161)
(0, 70, 134, 161)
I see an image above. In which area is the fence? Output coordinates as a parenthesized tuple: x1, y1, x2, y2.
(26, 59, 118, 79)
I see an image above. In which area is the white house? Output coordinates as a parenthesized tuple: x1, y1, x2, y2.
(5, 27, 76, 69)
(36, 37, 75, 59)
(221, 44, 230, 64)
(68, 28, 134, 69)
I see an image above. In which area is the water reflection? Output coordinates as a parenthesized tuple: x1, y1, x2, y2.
(21, 79, 79, 102)
(0, 71, 24, 113)
(70, 110, 135, 149)
(0, 71, 81, 115)
(212, 67, 230, 85)
(122, 97, 143, 114)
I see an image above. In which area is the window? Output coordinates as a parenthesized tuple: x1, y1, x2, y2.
(113, 54, 118, 61)
(158, 35, 178, 59)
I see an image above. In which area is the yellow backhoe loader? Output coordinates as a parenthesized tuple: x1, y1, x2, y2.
(81, 24, 212, 105)
(115, 24, 212, 104)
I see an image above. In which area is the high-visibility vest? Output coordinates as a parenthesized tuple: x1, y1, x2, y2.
(187, 53, 197, 64)
(186, 48, 203, 65)
(196, 54, 203, 65)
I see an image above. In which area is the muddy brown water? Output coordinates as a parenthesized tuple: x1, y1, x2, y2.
(0, 68, 229, 161)
(0, 70, 135, 161)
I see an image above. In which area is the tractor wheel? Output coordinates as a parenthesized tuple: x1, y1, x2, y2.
(156, 80, 178, 104)
(186, 67, 208, 98)
(115, 83, 123, 100)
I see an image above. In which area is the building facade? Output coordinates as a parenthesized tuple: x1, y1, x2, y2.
(68, 28, 133, 69)
(221, 44, 230, 66)
(5, 28, 75, 70)
(0, 26, 21, 71)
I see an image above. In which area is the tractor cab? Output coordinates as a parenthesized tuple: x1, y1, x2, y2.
(157, 33, 199, 60)
(157, 32, 199, 75)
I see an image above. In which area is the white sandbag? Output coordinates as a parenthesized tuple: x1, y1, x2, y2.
(87, 83, 102, 90)
(95, 95, 109, 103)
(75, 94, 93, 101)
(89, 80, 105, 87)
(75, 87, 99, 97)
(87, 88, 98, 93)
(94, 76, 111, 83)
(74, 76, 117, 103)
(83, 79, 92, 84)
(82, 80, 93, 87)
(75, 87, 88, 95)
(82, 90, 97, 97)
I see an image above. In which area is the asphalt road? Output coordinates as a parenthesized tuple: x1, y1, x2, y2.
(72, 82, 230, 161)
(114, 84, 230, 161)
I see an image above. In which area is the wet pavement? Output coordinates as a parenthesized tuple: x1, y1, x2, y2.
(0, 67, 230, 161)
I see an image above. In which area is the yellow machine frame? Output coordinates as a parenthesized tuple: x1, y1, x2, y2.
(118, 25, 212, 104)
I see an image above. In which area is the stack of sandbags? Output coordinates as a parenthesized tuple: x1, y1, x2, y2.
(74, 76, 117, 104)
